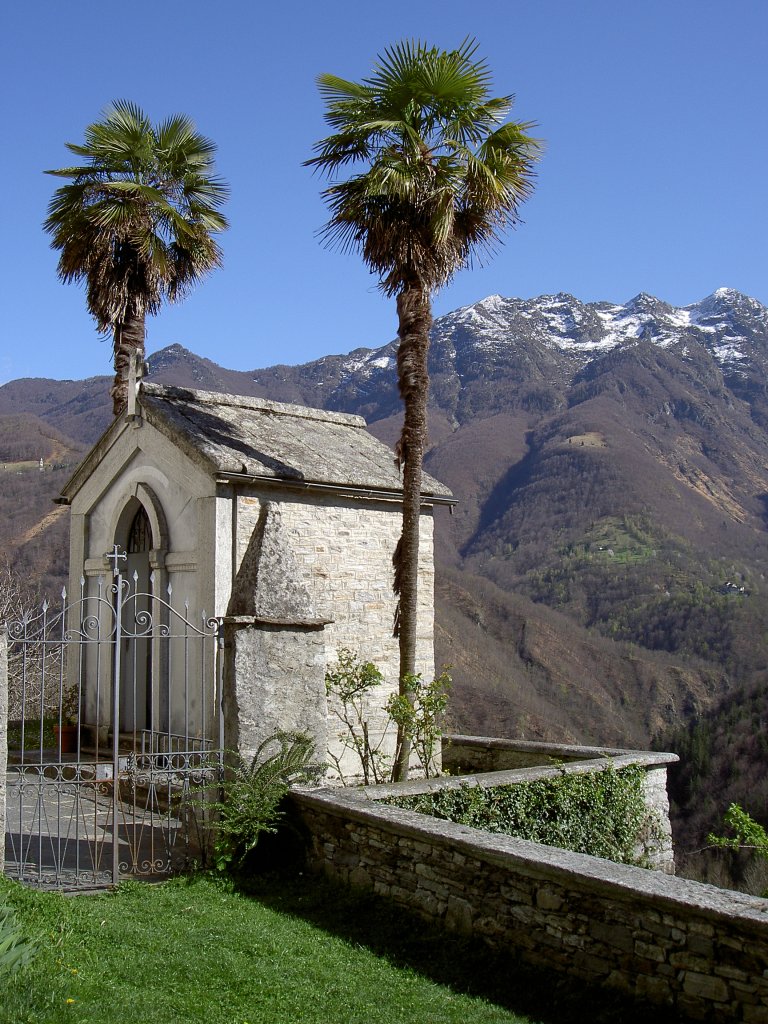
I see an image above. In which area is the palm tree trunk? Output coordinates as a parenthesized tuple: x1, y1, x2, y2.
(110, 312, 146, 416)
(392, 279, 432, 781)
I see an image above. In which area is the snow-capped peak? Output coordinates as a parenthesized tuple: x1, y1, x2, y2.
(425, 289, 767, 372)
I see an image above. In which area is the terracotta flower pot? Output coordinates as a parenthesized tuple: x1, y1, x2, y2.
(54, 723, 78, 754)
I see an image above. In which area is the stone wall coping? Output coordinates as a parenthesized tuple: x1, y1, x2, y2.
(352, 752, 679, 802)
(445, 733, 679, 763)
(291, 780, 768, 934)
(222, 614, 331, 629)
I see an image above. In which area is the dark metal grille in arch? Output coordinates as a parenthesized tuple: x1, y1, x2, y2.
(127, 506, 152, 553)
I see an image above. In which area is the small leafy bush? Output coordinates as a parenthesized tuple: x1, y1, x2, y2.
(389, 763, 659, 866)
(325, 649, 390, 785)
(708, 803, 768, 896)
(213, 731, 323, 872)
(708, 803, 768, 857)
(386, 669, 450, 779)
(325, 649, 451, 783)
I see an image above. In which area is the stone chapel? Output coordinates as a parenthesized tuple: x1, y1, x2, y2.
(57, 381, 453, 772)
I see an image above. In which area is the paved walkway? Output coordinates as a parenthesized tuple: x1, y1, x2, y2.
(4, 761, 183, 889)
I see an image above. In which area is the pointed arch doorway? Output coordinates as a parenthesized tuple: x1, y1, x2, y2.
(119, 503, 154, 734)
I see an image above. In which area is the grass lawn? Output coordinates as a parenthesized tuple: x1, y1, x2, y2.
(1, 870, 659, 1024)
(1, 872, 549, 1024)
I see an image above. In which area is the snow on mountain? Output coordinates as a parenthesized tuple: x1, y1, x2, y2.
(191, 289, 768, 421)
(418, 289, 768, 378)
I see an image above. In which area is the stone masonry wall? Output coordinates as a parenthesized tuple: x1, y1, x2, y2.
(291, 782, 768, 1022)
(233, 489, 436, 777)
(357, 752, 677, 874)
(234, 491, 435, 675)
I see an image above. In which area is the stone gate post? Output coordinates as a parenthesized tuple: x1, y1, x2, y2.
(222, 503, 331, 764)
(222, 617, 329, 763)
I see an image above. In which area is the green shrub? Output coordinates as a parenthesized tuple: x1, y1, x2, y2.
(325, 649, 390, 784)
(325, 648, 451, 783)
(386, 669, 450, 779)
(708, 803, 768, 896)
(213, 731, 323, 872)
(708, 802, 768, 858)
(0, 900, 36, 979)
(389, 763, 659, 866)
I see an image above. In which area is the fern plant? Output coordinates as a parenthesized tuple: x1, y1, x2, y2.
(213, 731, 323, 872)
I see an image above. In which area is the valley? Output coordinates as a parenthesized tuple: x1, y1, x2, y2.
(3, 286, 768, 883)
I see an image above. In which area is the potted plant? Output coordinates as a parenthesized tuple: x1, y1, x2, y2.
(54, 686, 80, 755)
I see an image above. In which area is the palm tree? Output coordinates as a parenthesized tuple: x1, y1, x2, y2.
(44, 100, 229, 415)
(308, 39, 540, 779)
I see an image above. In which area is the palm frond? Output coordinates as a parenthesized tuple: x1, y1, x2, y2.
(316, 73, 373, 103)
(309, 39, 541, 293)
(45, 100, 228, 328)
(44, 164, 104, 179)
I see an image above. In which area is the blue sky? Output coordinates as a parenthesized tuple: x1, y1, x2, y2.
(3, 0, 767, 385)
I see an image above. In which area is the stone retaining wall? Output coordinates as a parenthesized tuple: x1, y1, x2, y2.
(345, 751, 677, 873)
(291, 767, 768, 1022)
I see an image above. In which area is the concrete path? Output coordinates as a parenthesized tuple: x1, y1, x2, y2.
(4, 762, 184, 889)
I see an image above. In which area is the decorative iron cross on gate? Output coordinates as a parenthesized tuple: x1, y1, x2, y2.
(106, 545, 127, 577)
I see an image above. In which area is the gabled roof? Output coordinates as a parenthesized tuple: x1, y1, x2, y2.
(61, 383, 453, 502)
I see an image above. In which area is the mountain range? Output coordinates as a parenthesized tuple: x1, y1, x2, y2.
(3, 287, 768, 873)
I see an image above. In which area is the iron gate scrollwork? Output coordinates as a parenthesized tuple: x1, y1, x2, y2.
(4, 553, 223, 890)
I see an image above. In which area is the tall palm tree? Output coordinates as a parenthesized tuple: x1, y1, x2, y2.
(308, 39, 540, 778)
(45, 100, 229, 415)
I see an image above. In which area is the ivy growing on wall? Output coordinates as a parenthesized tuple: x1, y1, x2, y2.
(388, 763, 659, 866)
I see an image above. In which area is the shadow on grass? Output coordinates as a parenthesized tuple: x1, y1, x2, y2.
(217, 832, 681, 1024)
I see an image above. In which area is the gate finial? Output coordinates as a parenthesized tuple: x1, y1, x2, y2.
(106, 545, 127, 577)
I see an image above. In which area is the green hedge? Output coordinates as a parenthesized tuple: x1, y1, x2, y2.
(388, 764, 657, 866)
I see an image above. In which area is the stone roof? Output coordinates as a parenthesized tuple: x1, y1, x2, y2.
(138, 383, 453, 498)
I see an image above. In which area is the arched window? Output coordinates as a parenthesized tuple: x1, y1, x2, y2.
(127, 506, 152, 554)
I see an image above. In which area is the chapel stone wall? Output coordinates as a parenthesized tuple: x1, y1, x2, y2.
(231, 488, 436, 778)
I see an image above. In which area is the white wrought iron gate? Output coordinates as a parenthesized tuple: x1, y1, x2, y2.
(4, 551, 223, 890)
